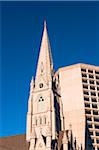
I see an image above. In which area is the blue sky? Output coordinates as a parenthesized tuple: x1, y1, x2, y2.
(0, 1, 99, 137)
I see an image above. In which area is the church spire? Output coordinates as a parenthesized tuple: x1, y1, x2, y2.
(35, 21, 53, 86)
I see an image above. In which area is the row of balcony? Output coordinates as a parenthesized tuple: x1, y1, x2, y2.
(81, 68, 99, 75)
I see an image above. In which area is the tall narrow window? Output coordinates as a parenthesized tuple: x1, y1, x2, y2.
(40, 117, 42, 124)
(44, 117, 46, 124)
(35, 118, 37, 125)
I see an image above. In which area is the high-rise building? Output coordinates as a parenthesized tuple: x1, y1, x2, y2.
(26, 22, 99, 150)
(55, 64, 99, 150)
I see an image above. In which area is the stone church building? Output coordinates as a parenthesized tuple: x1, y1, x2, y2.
(26, 21, 75, 150)
(26, 22, 99, 150)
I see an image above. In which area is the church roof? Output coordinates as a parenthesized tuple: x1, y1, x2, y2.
(0, 134, 29, 150)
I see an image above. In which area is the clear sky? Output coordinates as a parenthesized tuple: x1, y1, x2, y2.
(0, 1, 99, 137)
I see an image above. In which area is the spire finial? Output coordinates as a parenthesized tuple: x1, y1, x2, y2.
(44, 20, 47, 28)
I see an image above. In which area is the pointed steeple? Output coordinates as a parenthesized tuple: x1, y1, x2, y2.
(35, 21, 53, 87)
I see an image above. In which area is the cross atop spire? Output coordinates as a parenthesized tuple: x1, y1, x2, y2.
(35, 21, 53, 87)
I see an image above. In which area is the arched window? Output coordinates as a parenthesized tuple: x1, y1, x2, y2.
(40, 62, 44, 73)
(35, 118, 37, 125)
(43, 116, 46, 124)
(40, 117, 42, 124)
(44, 117, 46, 124)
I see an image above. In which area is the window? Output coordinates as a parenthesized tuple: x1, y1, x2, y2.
(44, 117, 46, 124)
(86, 116, 92, 121)
(40, 117, 42, 124)
(96, 81, 99, 85)
(89, 131, 93, 136)
(93, 110, 98, 115)
(83, 91, 89, 95)
(91, 139, 94, 143)
(91, 98, 97, 103)
(82, 79, 87, 83)
(39, 83, 43, 88)
(41, 62, 44, 73)
(96, 139, 99, 143)
(90, 86, 95, 90)
(81, 68, 86, 72)
(83, 85, 88, 89)
(97, 87, 99, 91)
(95, 71, 99, 75)
(95, 125, 99, 129)
(82, 73, 87, 78)
(35, 118, 37, 125)
(84, 97, 89, 101)
(96, 132, 99, 136)
(96, 76, 99, 80)
(88, 124, 92, 128)
(91, 92, 96, 96)
(85, 110, 91, 114)
(94, 117, 99, 122)
(88, 70, 93, 73)
(89, 74, 94, 79)
(89, 80, 94, 84)
(85, 103, 90, 108)
(92, 104, 97, 109)
(39, 96, 44, 102)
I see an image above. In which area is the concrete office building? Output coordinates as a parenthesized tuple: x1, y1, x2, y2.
(26, 22, 99, 150)
(55, 64, 99, 150)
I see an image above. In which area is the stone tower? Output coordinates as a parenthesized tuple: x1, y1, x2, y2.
(26, 21, 62, 150)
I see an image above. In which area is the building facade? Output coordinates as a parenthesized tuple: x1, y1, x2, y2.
(55, 64, 99, 150)
(26, 22, 99, 150)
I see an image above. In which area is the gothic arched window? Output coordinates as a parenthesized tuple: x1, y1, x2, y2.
(40, 117, 42, 124)
(35, 118, 37, 125)
(41, 62, 44, 74)
(44, 117, 46, 124)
